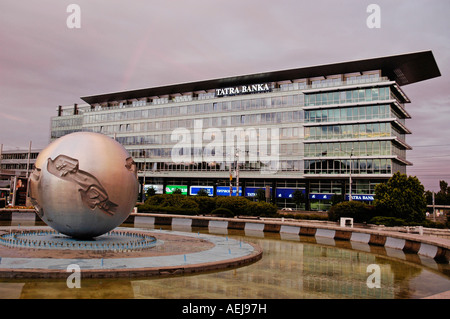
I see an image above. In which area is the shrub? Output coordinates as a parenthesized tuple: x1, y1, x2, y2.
(369, 216, 406, 226)
(328, 201, 374, 223)
(191, 196, 216, 215)
(138, 194, 199, 215)
(141, 205, 199, 215)
(215, 196, 253, 216)
(138, 194, 279, 217)
(211, 207, 234, 217)
(247, 201, 278, 217)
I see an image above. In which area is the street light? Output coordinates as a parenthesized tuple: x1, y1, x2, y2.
(226, 148, 243, 197)
(335, 147, 354, 201)
(142, 150, 147, 202)
(235, 148, 240, 197)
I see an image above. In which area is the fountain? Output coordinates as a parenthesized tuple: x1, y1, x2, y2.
(0, 132, 261, 278)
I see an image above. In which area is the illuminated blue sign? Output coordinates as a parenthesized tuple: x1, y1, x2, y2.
(189, 186, 214, 196)
(276, 188, 305, 199)
(308, 194, 374, 201)
(216, 186, 243, 196)
(245, 187, 271, 197)
(309, 194, 333, 200)
(346, 195, 374, 201)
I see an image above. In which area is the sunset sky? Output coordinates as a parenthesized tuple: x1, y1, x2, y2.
(1, 0, 449, 191)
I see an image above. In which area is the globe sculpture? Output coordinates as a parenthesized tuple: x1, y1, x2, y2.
(28, 132, 139, 239)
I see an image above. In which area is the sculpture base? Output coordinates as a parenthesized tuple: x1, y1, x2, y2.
(0, 229, 157, 251)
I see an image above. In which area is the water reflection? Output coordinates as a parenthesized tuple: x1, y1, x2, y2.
(0, 224, 449, 299)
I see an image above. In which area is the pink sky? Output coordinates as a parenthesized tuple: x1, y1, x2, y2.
(0, 0, 449, 191)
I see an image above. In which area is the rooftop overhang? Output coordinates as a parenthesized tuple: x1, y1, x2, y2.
(81, 50, 441, 105)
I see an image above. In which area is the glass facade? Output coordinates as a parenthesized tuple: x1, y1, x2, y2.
(304, 87, 390, 106)
(49, 67, 413, 210)
(0, 150, 39, 177)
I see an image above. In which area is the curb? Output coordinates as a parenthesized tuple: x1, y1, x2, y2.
(133, 213, 450, 263)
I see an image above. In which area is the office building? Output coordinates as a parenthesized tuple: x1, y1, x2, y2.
(50, 51, 440, 210)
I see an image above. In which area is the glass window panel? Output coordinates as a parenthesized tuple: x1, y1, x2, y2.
(340, 91, 346, 103)
(372, 105, 379, 118)
(373, 159, 380, 173)
(358, 89, 365, 101)
(305, 111, 310, 122)
(365, 89, 372, 101)
(373, 123, 380, 135)
(343, 125, 350, 138)
(351, 124, 358, 138)
(341, 108, 347, 121)
(386, 159, 392, 172)
(316, 109, 322, 122)
(366, 106, 373, 119)
(334, 92, 340, 104)
(334, 126, 340, 137)
(347, 108, 353, 120)
(366, 123, 373, 137)
(346, 91, 352, 102)
(321, 126, 327, 139)
(359, 124, 366, 138)
(382, 87, 388, 99)
(271, 97, 281, 107)
(329, 126, 335, 139)
(328, 92, 333, 104)
(359, 107, 366, 119)
(360, 159, 367, 173)
(372, 88, 379, 100)
(333, 109, 340, 122)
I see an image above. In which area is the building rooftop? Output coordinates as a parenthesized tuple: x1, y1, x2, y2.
(81, 50, 440, 105)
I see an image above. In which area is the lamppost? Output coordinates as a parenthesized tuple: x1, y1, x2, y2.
(228, 152, 233, 197)
(335, 147, 354, 201)
(142, 150, 146, 202)
(226, 148, 242, 197)
(235, 148, 240, 197)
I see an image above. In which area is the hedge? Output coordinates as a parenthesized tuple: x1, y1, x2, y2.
(137, 194, 278, 217)
(328, 201, 374, 223)
(137, 194, 200, 215)
(369, 216, 406, 226)
(210, 207, 234, 217)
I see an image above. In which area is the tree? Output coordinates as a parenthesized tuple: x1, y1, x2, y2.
(373, 172, 426, 223)
(439, 180, 448, 194)
(435, 180, 450, 205)
(196, 188, 209, 197)
(255, 188, 266, 202)
(172, 188, 182, 195)
(292, 190, 306, 209)
(146, 186, 156, 198)
(331, 194, 345, 206)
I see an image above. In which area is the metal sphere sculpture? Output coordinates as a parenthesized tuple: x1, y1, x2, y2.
(28, 132, 139, 239)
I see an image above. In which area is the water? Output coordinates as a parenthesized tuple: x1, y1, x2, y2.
(0, 222, 449, 299)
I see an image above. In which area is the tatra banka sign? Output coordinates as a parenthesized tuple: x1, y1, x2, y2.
(215, 83, 271, 97)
